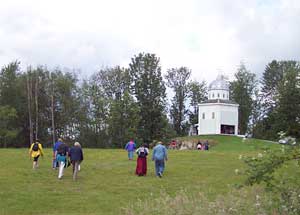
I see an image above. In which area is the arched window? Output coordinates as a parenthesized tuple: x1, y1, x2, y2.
(202, 113, 205, 119)
(217, 93, 220, 98)
(212, 112, 215, 119)
(212, 93, 214, 98)
(223, 94, 225, 98)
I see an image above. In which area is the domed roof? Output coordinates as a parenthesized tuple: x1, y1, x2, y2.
(208, 75, 229, 91)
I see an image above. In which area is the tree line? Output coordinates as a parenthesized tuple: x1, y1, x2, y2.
(0, 53, 299, 147)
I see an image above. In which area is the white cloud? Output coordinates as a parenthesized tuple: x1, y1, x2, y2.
(0, 0, 299, 84)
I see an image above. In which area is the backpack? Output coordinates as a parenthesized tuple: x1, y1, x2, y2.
(57, 143, 67, 155)
(138, 147, 147, 158)
(32, 143, 39, 151)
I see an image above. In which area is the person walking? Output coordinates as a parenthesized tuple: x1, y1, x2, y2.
(52, 138, 63, 169)
(29, 139, 44, 169)
(125, 139, 136, 160)
(56, 141, 69, 179)
(135, 144, 149, 176)
(152, 141, 168, 178)
(69, 142, 84, 181)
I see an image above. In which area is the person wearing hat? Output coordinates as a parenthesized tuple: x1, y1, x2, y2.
(152, 141, 168, 178)
(69, 142, 84, 181)
(29, 139, 44, 169)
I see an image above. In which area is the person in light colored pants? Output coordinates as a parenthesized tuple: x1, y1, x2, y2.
(56, 142, 69, 179)
(69, 142, 84, 181)
(57, 154, 67, 179)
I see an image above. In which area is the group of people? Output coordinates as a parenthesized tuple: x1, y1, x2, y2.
(29, 138, 84, 181)
(125, 140, 168, 178)
(29, 138, 167, 180)
(196, 140, 209, 150)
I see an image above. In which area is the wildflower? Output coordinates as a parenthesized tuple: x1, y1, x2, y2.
(257, 153, 263, 158)
(234, 169, 239, 174)
(239, 155, 243, 160)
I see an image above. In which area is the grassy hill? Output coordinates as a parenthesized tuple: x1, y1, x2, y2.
(0, 135, 282, 214)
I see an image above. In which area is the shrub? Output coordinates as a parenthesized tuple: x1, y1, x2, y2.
(241, 137, 300, 214)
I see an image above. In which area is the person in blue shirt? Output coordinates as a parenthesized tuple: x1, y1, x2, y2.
(52, 138, 63, 169)
(152, 141, 168, 178)
(125, 139, 136, 160)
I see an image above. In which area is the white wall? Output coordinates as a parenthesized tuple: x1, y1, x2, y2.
(198, 103, 239, 135)
(208, 89, 229, 100)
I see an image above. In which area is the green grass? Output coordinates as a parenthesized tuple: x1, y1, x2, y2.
(0, 135, 280, 215)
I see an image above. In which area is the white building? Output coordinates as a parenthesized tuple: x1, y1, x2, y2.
(198, 75, 239, 135)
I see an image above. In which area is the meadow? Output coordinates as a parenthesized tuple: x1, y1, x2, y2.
(0, 136, 281, 215)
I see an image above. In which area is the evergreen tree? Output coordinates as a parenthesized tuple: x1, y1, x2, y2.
(276, 61, 300, 137)
(230, 63, 257, 134)
(261, 60, 283, 115)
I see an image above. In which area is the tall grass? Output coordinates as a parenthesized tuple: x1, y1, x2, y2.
(123, 187, 272, 215)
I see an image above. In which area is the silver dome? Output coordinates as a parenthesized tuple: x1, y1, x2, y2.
(208, 75, 229, 90)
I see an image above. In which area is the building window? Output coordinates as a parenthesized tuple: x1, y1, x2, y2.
(202, 113, 205, 119)
(223, 94, 225, 98)
(212, 93, 214, 98)
(212, 112, 215, 119)
(217, 93, 220, 98)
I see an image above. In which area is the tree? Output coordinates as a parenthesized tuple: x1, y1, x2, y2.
(276, 61, 300, 137)
(0, 61, 25, 146)
(253, 60, 300, 139)
(252, 60, 284, 139)
(129, 53, 167, 143)
(230, 63, 257, 134)
(108, 91, 140, 147)
(165, 67, 191, 135)
(188, 80, 207, 126)
(261, 60, 283, 115)
(0, 106, 17, 147)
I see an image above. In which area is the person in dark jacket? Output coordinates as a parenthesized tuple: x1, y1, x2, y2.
(56, 141, 69, 179)
(69, 142, 84, 181)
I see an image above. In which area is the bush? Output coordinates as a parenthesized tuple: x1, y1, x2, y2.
(241, 140, 300, 214)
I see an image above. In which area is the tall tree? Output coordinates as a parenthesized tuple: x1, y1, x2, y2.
(26, 70, 33, 144)
(0, 61, 25, 146)
(230, 63, 257, 134)
(252, 60, 284, 139)
(276, 61, 300, 137)
(0, 106, 17, 147)
(129, 53, 167, 143)
(165, 67, 191, 135)
(108, 91, 140, 147)
(35, 70, 39, 140)
(188, 80, 207, 126)
(261, 60, 283, 115)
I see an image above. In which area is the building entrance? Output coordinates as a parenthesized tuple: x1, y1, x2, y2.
(220, 124, 235, 134)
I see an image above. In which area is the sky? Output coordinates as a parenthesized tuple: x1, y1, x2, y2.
(0, 0, 299, 84)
